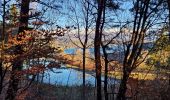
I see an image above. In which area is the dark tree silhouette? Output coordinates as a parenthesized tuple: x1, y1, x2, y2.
(117, 0, 163, 99)
(6, 0, 30, 99)
(94, 0, 106, 100)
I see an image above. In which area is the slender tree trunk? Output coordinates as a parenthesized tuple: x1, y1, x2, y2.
(94, 0, 106, 99)
(104, 54, 108, 100)
(169, 74, 170, 86)
(101, 2, 106, 98)
(0, 63, 3, 94)
(83, 48, 86, 85)
(95, 44, 102, 100)
(167, 0, 170, 87)
(102, 45, 108, 100)
(0, 0, 6, 94)
(117, 70, 130, 100)
(167, 0, 170, 42)
(82, 46, 86, 100)
(94, 0, 104, 99)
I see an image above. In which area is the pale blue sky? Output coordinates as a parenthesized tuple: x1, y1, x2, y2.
(0, 0, 136, 30)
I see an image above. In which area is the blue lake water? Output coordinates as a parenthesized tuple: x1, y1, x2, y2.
(64, 45, 125, 55)
(34, 64, 118, 86)
(64, 48, 77, 55)
(33, 43, 153, 86)
(40, 66, 96, 86)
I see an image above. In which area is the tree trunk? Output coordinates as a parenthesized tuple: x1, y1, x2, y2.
(169, 74, 170, 86)
(104, 55, 108, 100)
(117, 70, 130, 100)
(0, 63, 3, 94)
(94, 0, 105, 99)
(0, 0, 6, 94)
(82, 46, 86, 100)
(167, 0, 170, 87)
(95, 47, 102, 100)
(6, 0, 30, 99)
(102, 45, 108, 100)
(6, 60, 23, 100)
(18, 0, 30, 33)
(167, 0, 170, 41)
(94, 0, 104, 99)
